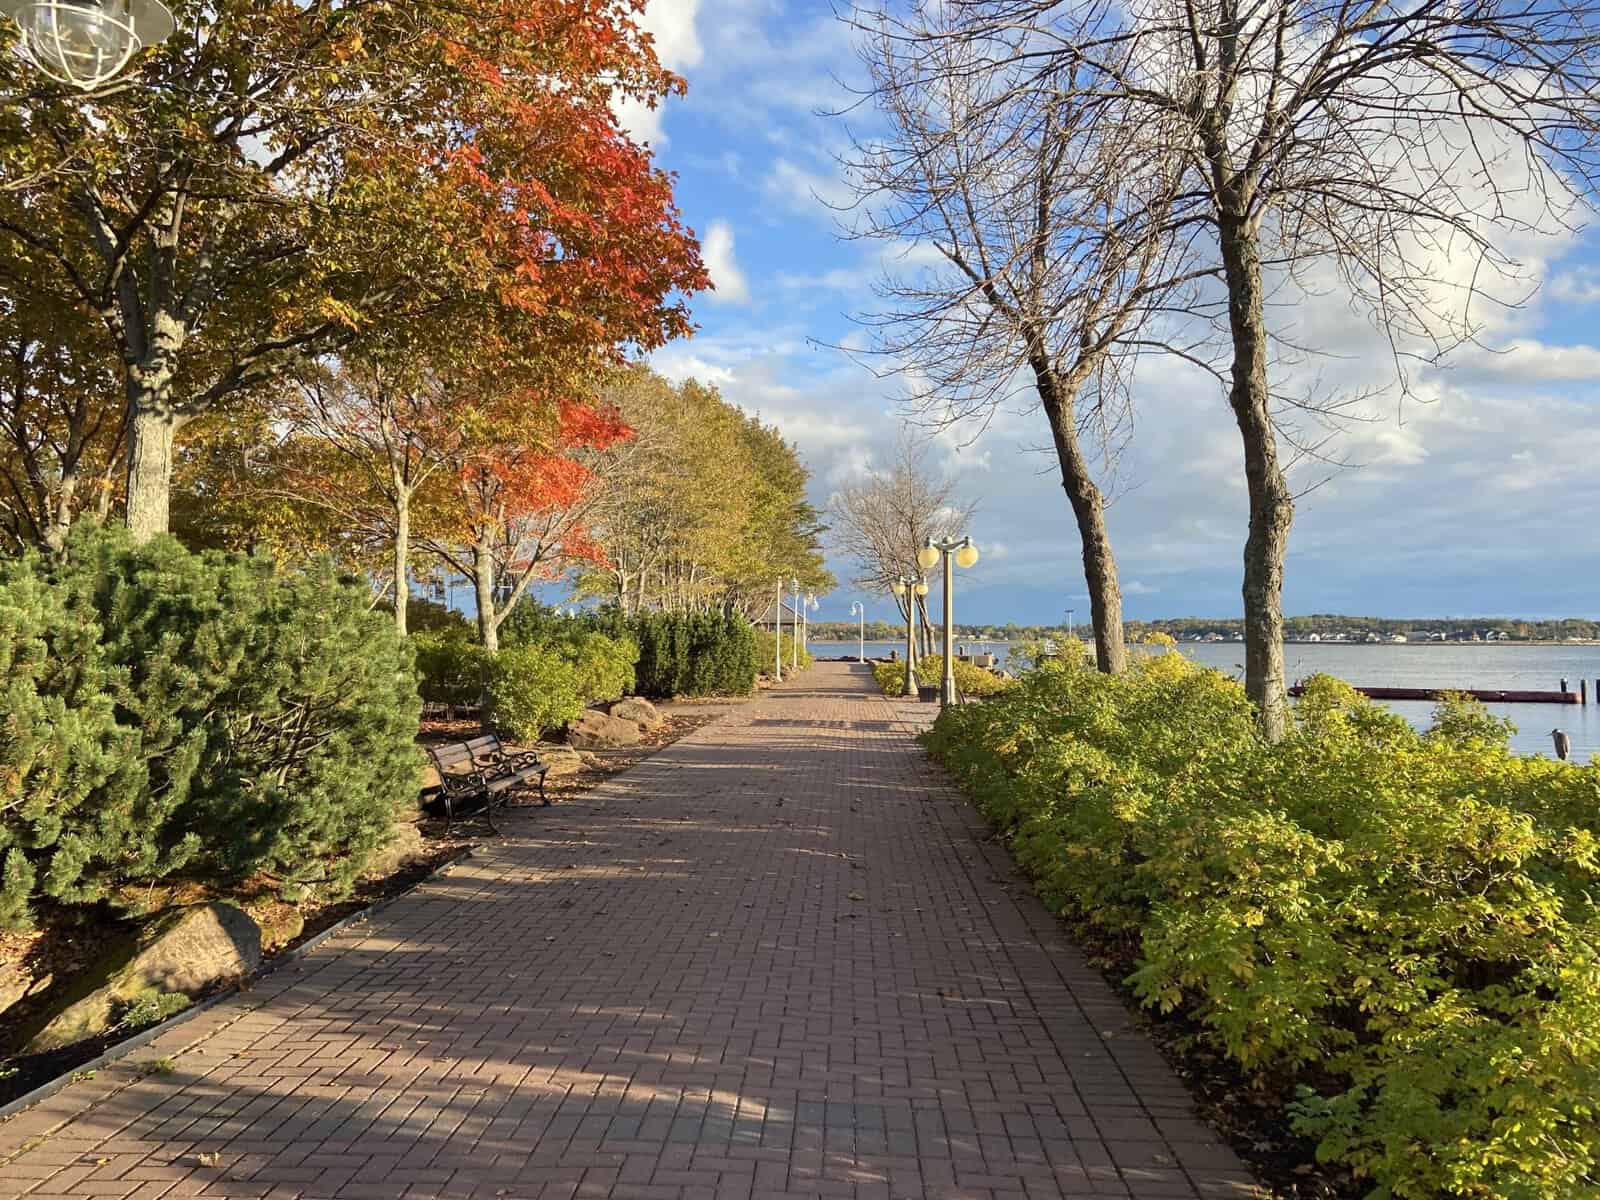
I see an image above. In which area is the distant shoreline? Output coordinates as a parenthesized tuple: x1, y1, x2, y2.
(806, 638, 1600, 648)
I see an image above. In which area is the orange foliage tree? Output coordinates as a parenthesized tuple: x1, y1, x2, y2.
(0, 0, 707, 541)
(421, 397, 632, 653)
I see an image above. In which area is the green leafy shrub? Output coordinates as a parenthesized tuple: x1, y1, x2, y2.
(410, 630, 487, 707)
(492, 601, 636, 713)
(549, 629, 638, 705)
(873, 655, 1016, 699)
(1425, 689, 1517, 748)
(0, 526, 421, 927)
(924, 651, 1600, 1199)
(493, 601, 762, 701)
(755, 628, 812, 676)
(487, 643, 585, 739)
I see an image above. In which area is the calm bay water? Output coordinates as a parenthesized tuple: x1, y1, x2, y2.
(814, 639, 1600, 762)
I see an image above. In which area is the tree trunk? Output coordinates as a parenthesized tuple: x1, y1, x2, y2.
(1219, 213, 1293, 741)
(898, 593, 917, 673)
(44, 469, 78, 553)
(1035, 359, 1127, 674)
(392, 494, 411, 637)
(473, 543, 499, 655)
(124, 397, 177, 544)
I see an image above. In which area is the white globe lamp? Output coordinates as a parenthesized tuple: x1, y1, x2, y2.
(0, 0, 174, 89)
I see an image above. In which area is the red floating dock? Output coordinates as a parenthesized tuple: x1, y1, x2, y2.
(1288, 684, 1580, 705)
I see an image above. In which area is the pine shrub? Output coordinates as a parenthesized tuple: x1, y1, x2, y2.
(0, 526, 421, 926)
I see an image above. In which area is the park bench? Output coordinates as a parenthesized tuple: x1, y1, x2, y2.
(423, 734, 549, 830)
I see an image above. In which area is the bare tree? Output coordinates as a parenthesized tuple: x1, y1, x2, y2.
(868, 0, 1600, 738)
(845, 7, 1218, 674)
(828, 436, 975, 653)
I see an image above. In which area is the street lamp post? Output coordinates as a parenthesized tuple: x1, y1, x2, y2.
(773, 579, 784, 682)
(892, 576, 929, 698)
(0, 0, 175, 88)
(850, 601, 865, 663)
(791, 577, 801, 671)
(919, 536, 981, 707)
(803, 593, 818, 654)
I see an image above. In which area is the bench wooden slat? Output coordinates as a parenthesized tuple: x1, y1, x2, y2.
(430, 744, 475, 767)
(421, 735, 549, 826)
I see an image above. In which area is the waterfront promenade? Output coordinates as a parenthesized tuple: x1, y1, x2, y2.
(0, 663, 1257, 1200)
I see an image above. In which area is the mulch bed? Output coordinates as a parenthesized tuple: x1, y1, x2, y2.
(0, 705, 726, 1110)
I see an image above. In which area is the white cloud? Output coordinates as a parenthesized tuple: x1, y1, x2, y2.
(763, 158, 856, 224)
(653, 353, 736, 388)
(701, 220, 751, 305)
(614, 0, 703, 147)
(1450, 339, 1600, 382)
(1548, 266, 1600, 305)
(639, 0, 703, 70)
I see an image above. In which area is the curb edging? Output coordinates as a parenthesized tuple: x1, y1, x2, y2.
(0, 846, 479, 1126)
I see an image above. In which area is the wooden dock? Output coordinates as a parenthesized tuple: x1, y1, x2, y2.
(1288, 684, 1581, 705)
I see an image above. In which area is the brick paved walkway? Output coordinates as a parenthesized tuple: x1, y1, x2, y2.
(0, 663, 1259, 1200)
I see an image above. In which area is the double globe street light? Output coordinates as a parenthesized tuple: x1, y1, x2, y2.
(918, 536, 980, 706)
(891, 575, 929, 699)
(1, 0, 175, 89)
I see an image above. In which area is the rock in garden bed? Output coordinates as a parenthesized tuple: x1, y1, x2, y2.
(608, 696, 665, 731)
(535, 744, 585, 776)
(18, 902, 261, 1055)
(566, 708, 645, 748)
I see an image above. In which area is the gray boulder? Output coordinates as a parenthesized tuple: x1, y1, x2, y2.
(567, 709, 644, 749)
(361, 821, 426, 881)
(609, 697, 665, 731)
(537, 744, 584, 777)
(23, 903, 261, 1053)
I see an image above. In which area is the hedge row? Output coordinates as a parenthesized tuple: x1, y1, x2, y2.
(414, 603, 764, 730)
(631, 612, 757, 698)
(923, 651, 1600, 1199)
(0, 527, 420, 927)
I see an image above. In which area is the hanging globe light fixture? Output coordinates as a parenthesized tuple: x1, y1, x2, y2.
(0, 0, 174, 89)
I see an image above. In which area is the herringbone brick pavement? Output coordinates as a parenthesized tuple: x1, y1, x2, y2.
(0, 662, 1260, 1200)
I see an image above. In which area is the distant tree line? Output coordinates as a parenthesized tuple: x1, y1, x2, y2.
(1138, 617, 1600, 642)
(809, 621, 908, 642)
(811, 617, 1600, 642)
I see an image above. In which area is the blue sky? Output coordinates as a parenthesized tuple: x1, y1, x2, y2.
(615, 0, 1600, 629)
